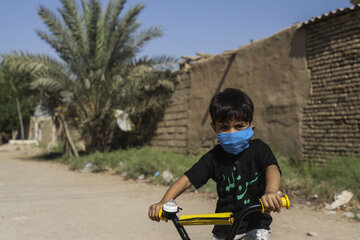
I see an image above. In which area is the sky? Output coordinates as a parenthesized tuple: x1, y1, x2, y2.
(0, 0, 353, 61)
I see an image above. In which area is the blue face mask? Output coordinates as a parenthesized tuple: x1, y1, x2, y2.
(216, 127, 254, 155)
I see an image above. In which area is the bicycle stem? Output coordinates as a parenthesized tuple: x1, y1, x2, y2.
(224, 204, 262, 240)
(225, 195, 290, 240)
(161, 209, 191, 240)
(171, 216, 191, 240)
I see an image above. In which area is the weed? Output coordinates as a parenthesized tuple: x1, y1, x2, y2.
(51, 146, 360, 204)
(307, 154, 360, 201)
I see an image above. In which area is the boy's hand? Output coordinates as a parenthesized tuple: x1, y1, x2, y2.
(148, 175, 192, 222)
(148, 202, 164, 222)
(261, 192, 282, 213)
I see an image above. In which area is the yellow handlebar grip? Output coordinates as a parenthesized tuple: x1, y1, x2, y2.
(282, 194, 290, 209)
(158, 208, 168, 222)
(259, 194, 291, 213)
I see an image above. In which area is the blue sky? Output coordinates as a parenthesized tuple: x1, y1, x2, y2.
(0, 0, 352, 60)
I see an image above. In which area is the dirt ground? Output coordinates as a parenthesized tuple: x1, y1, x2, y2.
(0, 144, 359, 240)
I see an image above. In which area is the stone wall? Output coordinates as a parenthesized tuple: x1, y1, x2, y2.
(301, 7, 360, 160)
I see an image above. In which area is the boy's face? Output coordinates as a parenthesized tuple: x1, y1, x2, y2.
(211, 119, 250, 134)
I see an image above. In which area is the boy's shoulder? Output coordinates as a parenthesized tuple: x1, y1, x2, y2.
(201, 144, 241, 163)
(199, 144, 228, 163)
(250, 138, 272, 150)
(203, 144, 223, 158)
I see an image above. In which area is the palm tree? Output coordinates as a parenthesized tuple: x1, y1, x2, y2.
(2, 0, 176, 153)
(0, 64, 37, 140)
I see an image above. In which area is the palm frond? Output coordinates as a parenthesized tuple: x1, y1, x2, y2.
(81, 0, 89, 18)
(37, 6, 75, 61)
(57, 1, 89, 80)
(84, 0, 102, 61)
(2, 52, 42, 74)
(31, 77, 63, 91)
(58, 0, 86, 52)
(133, 55, 178, 66)
(104, 0, 126, 39)
(2, 53, 72, 90)
(38, 5, 67, 40)
(105, 4, 144, 72)
(36, 30, 72, 63)
(132, 26, 162, 54)
(57, 0, 87, 65)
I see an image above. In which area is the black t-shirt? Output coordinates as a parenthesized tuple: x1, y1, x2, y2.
(184, 139, 280, 238)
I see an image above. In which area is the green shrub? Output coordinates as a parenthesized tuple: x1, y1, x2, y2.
(277, 153, 360, 203)
(276, 154, 312, 197)
(308, 155, 360, 201)
(54, 146, 360, 204)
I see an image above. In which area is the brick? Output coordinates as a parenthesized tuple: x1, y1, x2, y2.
(302, 8, 360, 160)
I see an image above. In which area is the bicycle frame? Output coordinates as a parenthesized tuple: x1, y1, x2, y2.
(159, 195, 290, 240)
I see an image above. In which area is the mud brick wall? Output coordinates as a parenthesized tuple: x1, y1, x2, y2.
(151, 7, 360, 159)
(302, 9, 360, 160)
(150, 73, 190, 153)
(151, 25, 310, 156)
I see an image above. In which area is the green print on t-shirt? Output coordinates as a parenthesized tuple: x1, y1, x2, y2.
(223, 166, 260, 205)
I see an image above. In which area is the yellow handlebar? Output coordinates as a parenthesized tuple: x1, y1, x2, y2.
(259, 194, 290, 213)
(158, 208, 167, 221)
(159, 195, 290, 222)
(282, 194, 291, 209)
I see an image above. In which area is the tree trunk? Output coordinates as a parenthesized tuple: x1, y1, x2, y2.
(63, 119, 79, 158)
(55, 112, 79, 158)
(15, 97, 25, 140)
(9, 80, 24, 140)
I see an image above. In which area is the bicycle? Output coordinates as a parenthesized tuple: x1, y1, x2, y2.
(158, 195, 290, 240)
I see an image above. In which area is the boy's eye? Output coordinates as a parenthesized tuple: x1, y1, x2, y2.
(219, 125, 229, 131)
(235, 124, 246, 129)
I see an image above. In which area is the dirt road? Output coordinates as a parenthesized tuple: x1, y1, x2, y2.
(0, 144, 359, 240)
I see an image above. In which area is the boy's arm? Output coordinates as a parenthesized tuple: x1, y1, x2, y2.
(148, 175, 192, 221)
(261, 164, 282, 213)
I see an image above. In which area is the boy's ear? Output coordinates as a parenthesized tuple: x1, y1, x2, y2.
(251, 125, 255, 131)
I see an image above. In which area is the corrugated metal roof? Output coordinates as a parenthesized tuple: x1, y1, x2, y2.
(303, 4, 360, 26)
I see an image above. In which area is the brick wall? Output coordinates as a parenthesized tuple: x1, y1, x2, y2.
(301, 8, 360, 160)
(150, 73, 190, 152)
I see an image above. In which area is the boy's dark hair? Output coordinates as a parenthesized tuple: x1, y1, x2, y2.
(209, 88, 254, 123)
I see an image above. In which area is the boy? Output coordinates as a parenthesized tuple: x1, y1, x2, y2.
(148, 88, 282, 240)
